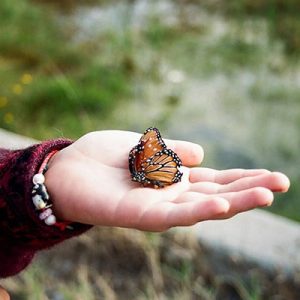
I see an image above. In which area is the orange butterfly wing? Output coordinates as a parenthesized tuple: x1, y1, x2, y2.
(142, 149, 182, 187)
(139, 127, 166, 158)
(129, 127, 182, 188)
(129, 127, 165, 174)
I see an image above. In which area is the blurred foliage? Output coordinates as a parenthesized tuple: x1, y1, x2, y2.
(0, 0, 132, 139)
(3, 228, 300, 299)
(201, 0, 300, 56)
(1, 0, 299, 137)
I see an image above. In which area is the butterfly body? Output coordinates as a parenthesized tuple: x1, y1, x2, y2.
(129, 127, 183, 188)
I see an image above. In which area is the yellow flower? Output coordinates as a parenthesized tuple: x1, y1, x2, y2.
(21, 73, 33, 85)
(4, 112, 14, 124)
(0, 96, 7, 108)
(12, 84, 23, 95)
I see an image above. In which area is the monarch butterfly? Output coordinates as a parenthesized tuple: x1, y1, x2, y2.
(129, 127, 183, 188)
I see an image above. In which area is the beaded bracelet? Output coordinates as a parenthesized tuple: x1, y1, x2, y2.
(32, 150, 72, 230)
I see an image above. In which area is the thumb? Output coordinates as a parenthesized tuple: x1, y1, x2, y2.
(0, 286, 10, 300)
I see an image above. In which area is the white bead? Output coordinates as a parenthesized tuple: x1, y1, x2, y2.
(39, 208, 53, 220)
(32, 194, 46, 210)
(45, 214, 56, 225)
(33, 173, 45, 185)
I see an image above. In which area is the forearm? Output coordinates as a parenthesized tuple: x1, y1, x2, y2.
(0, 140, 91, 278)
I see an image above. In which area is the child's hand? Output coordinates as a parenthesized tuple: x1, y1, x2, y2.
(46, 130, 290, 231)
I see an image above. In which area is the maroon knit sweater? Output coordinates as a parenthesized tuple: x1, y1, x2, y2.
(0, 139, 92, 278)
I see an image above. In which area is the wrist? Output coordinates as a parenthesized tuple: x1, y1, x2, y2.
(32, 150, 72, 230)
(43, 148, 69, 223)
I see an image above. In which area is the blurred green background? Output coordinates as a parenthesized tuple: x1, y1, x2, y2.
(1, 0, 300, 298)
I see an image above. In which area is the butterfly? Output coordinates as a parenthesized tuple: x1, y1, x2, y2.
(129, 127, 183, 188)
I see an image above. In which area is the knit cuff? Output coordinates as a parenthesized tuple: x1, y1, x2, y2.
(0, 139, 92, 251)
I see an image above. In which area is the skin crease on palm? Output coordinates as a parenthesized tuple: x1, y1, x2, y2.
(43, 130, 290, 232)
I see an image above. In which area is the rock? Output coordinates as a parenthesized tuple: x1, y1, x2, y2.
(181, 209, 300, 276)
(0, 128, 36, 149)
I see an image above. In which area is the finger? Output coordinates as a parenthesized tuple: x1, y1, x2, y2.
(222, 171, 290, 193)
(165, 140, 204, 167)
(190, 172, 290, 194)
(190, 168, 271, 184)
(137, 194, 229, 231)
(0, 286, 10, 300)
(214, 187, 274, 219)
(170, 187, 274, 226)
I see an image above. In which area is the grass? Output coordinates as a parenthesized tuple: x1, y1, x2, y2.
(2, 228, 299, 299)
(0, 0, 133, 139)
(1, 0, 299, 135)
(201, 0, 300, 56)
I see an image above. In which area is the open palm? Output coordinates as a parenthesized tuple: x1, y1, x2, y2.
(46, 130, 290, 232)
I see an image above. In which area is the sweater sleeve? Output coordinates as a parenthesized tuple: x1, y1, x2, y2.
(0, 139, 92, 278)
